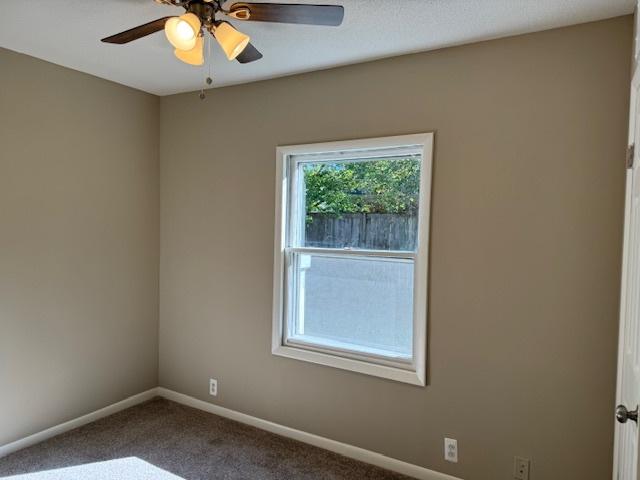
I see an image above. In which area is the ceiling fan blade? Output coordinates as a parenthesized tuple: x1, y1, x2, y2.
(101, 17, 172, 44)
(236, 43, 263, 64)
(228, 3, 344, 26)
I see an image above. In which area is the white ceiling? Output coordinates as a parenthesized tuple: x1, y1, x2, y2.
(0, 0, 634, 96)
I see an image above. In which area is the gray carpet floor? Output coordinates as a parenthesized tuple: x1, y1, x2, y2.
(0, 398, 411, 479)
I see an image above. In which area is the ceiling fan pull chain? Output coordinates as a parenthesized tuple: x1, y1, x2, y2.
(200, 35, 214, 100)
(207, 33, 213, 84)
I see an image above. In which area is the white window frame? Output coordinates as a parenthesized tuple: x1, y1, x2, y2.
(272, 133, 433, 386)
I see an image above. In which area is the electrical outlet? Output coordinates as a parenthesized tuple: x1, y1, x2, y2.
(514, 457, 530, 480)
(444, 438, 458, 463)
(209, 378, 218, 396)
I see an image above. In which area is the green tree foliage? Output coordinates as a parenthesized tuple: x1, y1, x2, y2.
(303, 158, 420, 216)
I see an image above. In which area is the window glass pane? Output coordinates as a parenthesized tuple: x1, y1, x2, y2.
(301, 156, 421, 251)
(289, 253, 414, 359)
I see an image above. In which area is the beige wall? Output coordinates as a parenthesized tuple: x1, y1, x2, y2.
(0, 48, 160, 445)
(159, 17, 632, 480)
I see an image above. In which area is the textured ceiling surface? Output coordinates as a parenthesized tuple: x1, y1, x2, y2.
(0, 0, 634, 96)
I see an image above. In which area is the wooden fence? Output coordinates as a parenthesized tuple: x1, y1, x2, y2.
(305, 213, 417, 251)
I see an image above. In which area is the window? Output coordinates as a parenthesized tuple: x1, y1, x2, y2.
(272, 134, 433, 385)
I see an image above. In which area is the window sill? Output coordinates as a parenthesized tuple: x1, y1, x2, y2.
(287, 334, 412, 362)
(272, 344, 426, 386)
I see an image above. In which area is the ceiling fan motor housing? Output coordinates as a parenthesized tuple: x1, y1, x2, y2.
(186, 1, 218, 28)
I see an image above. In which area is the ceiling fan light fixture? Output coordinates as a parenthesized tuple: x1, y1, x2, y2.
(165, 13, 201, 51)
(213, 22, 250, 61)
(174, 35, 204, 66)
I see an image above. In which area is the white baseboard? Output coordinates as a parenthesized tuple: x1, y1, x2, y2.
(157, 387, 462, 480)
(0, 386, 461, 480)
(0, 388, 158, 459)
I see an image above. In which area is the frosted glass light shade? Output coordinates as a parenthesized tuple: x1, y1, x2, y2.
(214, 22, 250, 60)
(175, 36, 204, 66)
(165, 13, 201, 51)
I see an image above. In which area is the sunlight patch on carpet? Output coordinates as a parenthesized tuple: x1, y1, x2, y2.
(1, 457, 184, 479)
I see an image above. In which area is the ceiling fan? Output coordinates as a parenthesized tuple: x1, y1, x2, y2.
(101, 0, 345, 66)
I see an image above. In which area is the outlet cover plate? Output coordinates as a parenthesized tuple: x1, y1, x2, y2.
(444, 438, 458, 463)
(209, 378, 218, 396)
(514, 456, 530, 480)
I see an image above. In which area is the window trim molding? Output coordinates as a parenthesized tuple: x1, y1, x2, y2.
(272, 133, 434, 386)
